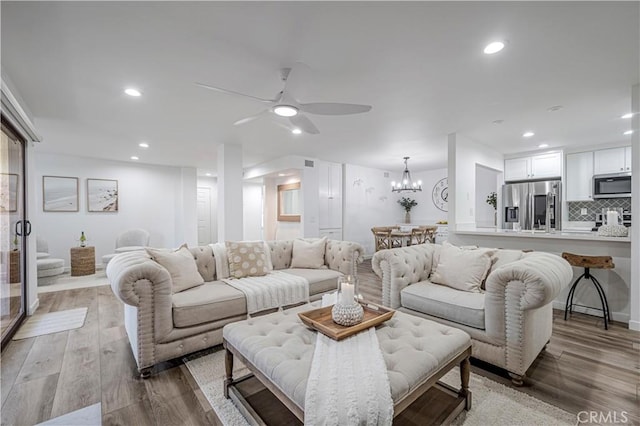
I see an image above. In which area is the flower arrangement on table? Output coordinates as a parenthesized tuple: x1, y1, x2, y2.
(397, 197, 418, 212)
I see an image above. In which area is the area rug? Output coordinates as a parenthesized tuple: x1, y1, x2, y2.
(12, 307, 88, 340)
(184, 349, 575, 426)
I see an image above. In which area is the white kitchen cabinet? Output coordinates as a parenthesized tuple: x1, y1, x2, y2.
(319, 228, 342, 240)
(565, 151, 594, 201)
(504, 152, 562, 181)
(504, 157, 531, 181)
(593, 147, 627, 174)
(625, 146, 632, 172)
(318, 161, 343, 230)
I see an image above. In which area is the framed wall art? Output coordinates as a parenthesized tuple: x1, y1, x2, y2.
(0, 173, 19, 212)
(43, 176, 79, 212)
(87, 178, 118, 212)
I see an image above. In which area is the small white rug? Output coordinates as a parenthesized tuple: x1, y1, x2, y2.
(185, 349, 576, 426)
(38, 272, 109, 293)
(36, 402, 101, 426)
(12, 307, 88, 340)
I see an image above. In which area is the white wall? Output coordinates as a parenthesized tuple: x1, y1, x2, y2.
(33, 151, 197, 267)
(243, 182, 263, 241)
(448, 133, 504, 228)
(630, 83, 639, 331)
(197, 176, 218, 243)
(343, 163, 395, 255)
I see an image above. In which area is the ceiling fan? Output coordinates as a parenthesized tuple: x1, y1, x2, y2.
(196, 68, 372, 134)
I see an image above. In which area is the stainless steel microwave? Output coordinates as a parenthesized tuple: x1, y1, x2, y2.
(593, 173, 632, 198)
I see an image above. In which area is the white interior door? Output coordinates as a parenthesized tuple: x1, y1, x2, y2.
(197, 187, 211, 245)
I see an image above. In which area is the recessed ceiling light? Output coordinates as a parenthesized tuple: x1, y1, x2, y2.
(273, 105, 298, 117)
(621, 113, 634, 119)
(130, 156, 139, 160)
(547, 105, 563, 112)
(623, 130, 634, 135)
(492, 119, 504, 125)
(124, 88, 141, 97)
(291, 128, 302, 135)
(138, 142, 149, 148)
(205, 173, 212, 177)
(538, 144, 549, 148)
(278, 173, 286, 177)
(523, 131, 535, 138)
(483, 41, 505, 54)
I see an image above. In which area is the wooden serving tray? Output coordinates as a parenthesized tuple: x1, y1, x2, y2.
(298, 302, 395, 341)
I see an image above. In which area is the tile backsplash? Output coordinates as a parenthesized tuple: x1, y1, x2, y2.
(567, 199, 631, 221)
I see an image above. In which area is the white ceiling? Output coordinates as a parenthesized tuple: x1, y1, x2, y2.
(2, 2, 638, 175)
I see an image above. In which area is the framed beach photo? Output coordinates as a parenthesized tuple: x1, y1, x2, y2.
(43, 176, 79, 212)
(0, 173, 19, 212)
(87, 178, 118, 212)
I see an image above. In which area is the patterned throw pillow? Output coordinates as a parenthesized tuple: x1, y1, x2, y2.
(146, 244, 205, 293)
(226, 241, 270, 279)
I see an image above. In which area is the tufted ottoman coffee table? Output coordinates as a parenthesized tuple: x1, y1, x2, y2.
(222, 303, 472, 424)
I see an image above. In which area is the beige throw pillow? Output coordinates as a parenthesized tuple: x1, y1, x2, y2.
(226, 241, 269, 279)
(431, 242, 494, 293)
(290, 237, 327, 269)
(146, 244, 204, 293)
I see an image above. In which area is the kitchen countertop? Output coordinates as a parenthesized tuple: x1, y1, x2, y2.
(454, 226, 631, 243)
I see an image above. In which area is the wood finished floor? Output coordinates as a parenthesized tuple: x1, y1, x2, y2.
(1, 261, 639, 425)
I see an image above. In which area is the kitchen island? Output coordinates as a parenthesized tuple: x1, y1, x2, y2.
(449, 226, 632, 328)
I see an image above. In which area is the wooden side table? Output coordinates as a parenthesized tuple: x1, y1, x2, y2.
(70, 246, 95, 276)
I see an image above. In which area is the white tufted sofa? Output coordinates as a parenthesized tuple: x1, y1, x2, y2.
(107, 239, 364, 376)
(372, 244, 572, 385)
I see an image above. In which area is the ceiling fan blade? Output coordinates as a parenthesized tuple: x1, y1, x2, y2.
(195, 82, 275, 103)
(290, 114, 320, 134)
(299, 102, 372, 115)
(233, 110, 268, 126)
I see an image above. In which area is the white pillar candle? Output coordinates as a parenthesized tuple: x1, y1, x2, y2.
(607, 210, 619, 226)
(341, 282, 355, 305)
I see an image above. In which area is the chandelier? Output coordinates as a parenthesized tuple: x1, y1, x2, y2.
(391, 157, 422, 192)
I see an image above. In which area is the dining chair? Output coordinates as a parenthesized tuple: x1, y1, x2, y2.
(419, 225, 438, 244)
(409, 228, 427, 245)
(371, 227, 393, 251)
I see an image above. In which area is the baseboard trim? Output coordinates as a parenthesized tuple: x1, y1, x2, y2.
(628, 320, 640, 331)
(28, 298, 40, 315)
(552, 301, 629, 324)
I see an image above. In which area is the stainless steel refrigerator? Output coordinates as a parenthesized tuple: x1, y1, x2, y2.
(502, 180, 562, 231)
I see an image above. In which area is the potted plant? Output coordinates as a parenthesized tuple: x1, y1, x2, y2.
(398, 197, 418, 223)
(486, 192, 497, 226)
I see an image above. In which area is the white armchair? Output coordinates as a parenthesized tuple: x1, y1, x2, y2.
(102, 228, 150, 267)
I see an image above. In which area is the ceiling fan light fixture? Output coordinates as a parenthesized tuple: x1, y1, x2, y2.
(391, 157, 422, 193)
(484, 41, 505, 55)
(124, 88, 142, 97)
(273, 105, 298, 117)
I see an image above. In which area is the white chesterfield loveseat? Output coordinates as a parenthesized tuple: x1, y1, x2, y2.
(372, 242, 572, 385)
(107, 238, 364, 376)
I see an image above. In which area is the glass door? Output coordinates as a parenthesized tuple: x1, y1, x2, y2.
(1, 119, 26, 345)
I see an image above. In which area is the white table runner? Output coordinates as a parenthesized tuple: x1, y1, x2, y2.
(304, 294, 393, 426)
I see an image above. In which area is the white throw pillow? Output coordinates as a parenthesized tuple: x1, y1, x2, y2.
(431, 242, 494, 293)
(290, 237, 327, 269)
(146, 244, 204, 293)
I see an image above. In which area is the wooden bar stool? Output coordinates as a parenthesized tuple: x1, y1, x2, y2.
(562, 252, 614, 330)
